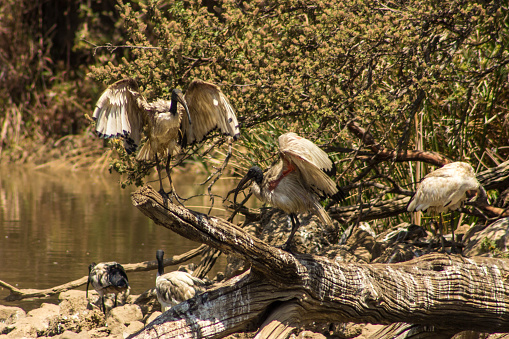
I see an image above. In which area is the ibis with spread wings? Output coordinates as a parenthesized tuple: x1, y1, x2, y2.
(234, 132, 346, 250)
(92, 78, 240, 196)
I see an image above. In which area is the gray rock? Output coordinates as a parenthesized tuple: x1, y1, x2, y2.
(58, 290, 87, 302)
(108, 304, 143, 325)
(54, 330, 91, 339)
(104, 304, 142, 337)
(5, 317, 39, 338)
(0, 305, 26, 325)
(124, 321, 144, 336)
(27, 303, 60, 319)
(6, 303, 61, 337)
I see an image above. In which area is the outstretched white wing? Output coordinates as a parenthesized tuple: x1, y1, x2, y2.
(180, 79, 240, 146)
(93, 78, 145, 152)
(279, 132, 338, 197)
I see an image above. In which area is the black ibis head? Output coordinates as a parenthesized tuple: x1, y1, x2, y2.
(171, 89, 192, 125)
(470, 185, 489, 205)
(108, 263, 129, 290)
(233, 166, 263, 206)
(156, 249, 165, 277)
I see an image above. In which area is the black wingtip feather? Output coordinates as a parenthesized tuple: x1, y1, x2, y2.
(323, 164, 337, 177)
(331, 185, 348, 202)
(123, 138, 138, 154)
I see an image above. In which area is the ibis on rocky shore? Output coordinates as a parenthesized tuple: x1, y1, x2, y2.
(155, 249, 207, 312)
(86, 262, 129, 313)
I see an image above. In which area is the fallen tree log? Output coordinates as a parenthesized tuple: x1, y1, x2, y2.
(130, 185, 509, 339)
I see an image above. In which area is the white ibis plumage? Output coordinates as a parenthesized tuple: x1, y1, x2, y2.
(155, 249, 207, 312)
(407, 161, 487, 251)
(86, 262, 129, 313)
(234, 132, 345, 250)
(92, 78, 240, 196)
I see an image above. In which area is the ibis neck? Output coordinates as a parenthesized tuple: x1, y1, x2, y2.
(251, 167, 264, 185)
(169, 91, 180, 115)
(156, 252, 165, 276)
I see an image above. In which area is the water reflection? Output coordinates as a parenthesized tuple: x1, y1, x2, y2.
(0, 165, 243, 311)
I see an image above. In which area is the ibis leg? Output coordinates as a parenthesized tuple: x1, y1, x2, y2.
(155, 153, 166, 196)
(427, 219, 436, 252)
(101, 296, 106, 314)
(165, 155, 184, 205)
(283, 214, 301, 251)
(450, 212, 458, 254)
(439, 213, 446, 253)
(114, 294, 118, 308)
(164, 155, 173, 194)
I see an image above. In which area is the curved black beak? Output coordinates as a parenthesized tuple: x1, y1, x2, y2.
(172, 89, 191, 125)
(233, 173, 254, 206)
(86, 263, 95, 299)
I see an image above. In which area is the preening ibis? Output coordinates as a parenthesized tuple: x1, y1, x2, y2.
(155, 249, 207, 312)
(407, 161, 487, 251)
(93, 78, 240, 196)
(234, 132, 346, 250)
(86, 262, 129, 313)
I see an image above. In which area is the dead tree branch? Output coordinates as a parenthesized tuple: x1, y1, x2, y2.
(0, 245, 206, 302)
(344, 120, 452, 167)
(129, 185, 509, 338)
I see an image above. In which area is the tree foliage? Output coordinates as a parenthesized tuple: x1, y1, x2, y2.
(1, 0, 508, 225)
(86, 0, 509, 223)
(0, 0, 121, 161)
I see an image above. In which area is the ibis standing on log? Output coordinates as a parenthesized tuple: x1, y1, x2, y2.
(155, 249, 207, 312)
(92, 78, 240, 196)
(234, 132, 346, 250)
(86, 262, 129, 313)
(407, 161, 487, 251)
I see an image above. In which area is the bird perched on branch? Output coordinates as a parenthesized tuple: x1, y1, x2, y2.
(86, 262, 129, 313)
(155, 250, 207, 312)
(233, 132, 346, 250)
(407, 161, 487, 252)
(92, 78, 240, 197)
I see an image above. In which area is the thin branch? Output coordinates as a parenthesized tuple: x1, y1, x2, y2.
(1, 244, 206, 302)
(82, 39, 165, 56)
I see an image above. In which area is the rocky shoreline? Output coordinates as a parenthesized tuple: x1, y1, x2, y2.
(0, 289, 161, 339)
(2, 215, 508, 338)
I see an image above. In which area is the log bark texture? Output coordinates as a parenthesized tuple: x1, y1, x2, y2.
(130, 186, 509, 339)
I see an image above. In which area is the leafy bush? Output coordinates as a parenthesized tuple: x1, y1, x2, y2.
(87, 0, 508, 221)
(1, 0, 507, 228)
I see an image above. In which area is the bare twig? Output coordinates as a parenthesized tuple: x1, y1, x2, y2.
(1, 245, 207, 302)
(82, 39, 165, 56)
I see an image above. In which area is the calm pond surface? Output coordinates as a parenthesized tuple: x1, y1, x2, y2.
(0, 164, 242, 311)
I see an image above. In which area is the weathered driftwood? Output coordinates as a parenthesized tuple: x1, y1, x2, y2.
(370, 323, 457, 339)
(130, 185, 509, 339)
(478, 160, 509, 191)
(0, 244, 205, 302)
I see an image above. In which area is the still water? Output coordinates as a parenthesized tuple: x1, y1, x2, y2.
(0, 165, 240, 311)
